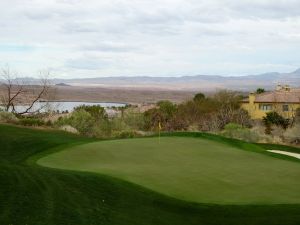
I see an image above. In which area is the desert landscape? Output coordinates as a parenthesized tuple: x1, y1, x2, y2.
(1, 1, 300, 225)
(52, 85, 196, 104)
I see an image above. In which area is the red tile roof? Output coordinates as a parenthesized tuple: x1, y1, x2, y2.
(242, 89, 300, 103)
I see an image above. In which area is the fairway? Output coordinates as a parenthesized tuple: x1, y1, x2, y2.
(38, 137, 300, 204)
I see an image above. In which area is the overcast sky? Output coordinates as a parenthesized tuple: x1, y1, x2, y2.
(0, 0, 300, 78)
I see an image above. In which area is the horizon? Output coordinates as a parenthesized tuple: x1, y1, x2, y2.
(1, 0, 300, 79)
(2, 67, 299, 80)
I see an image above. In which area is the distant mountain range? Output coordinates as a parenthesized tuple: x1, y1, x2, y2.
(2, 68, 300, 91)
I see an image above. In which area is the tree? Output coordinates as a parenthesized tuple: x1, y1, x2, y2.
(193, 92, 205, 102)
(0, 66, 52, 115)
(211, 90, 244, 129)
(256, 88, 265, 94)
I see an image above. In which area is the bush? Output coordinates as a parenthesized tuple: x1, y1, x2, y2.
(74, 105, 107, 121)
(45, 120, 53, 126)
(116, 130, 139, 139)
(221, 123, 259, 142)
(263, 112, 290, 131)
(0, 111, 19, 123)
(93, 120, 112, 138)
(68, 109, 95, 136)
(111, 117, 130, 131)
(284, 124, 300, 144)
(122, 109, 145, 130)
(250, 125, 274, 143)
(19, 118, 45, 126)
(144, 101, 185, 131)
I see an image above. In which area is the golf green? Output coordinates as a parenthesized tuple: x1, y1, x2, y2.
(38, 137, 300, 204)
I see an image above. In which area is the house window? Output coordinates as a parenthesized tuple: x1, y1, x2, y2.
(282, 105, 289, 112)
(259, 104, 273, 111)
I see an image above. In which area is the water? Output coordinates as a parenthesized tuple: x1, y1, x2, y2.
(2, 101, 127, 114)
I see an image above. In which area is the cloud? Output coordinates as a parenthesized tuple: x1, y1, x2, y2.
(0, 44, 35, 52)
(0, 0, 299, 77)
(223, 0, 300, 19)
(61, 22, 100, 33)
(79, 43, 138, 53)
(65, 57, 113, 70)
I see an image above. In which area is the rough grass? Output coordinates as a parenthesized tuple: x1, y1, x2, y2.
(1, 124, 300, 225)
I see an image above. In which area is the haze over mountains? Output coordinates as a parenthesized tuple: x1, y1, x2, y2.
(53, 68, 300, 91)
(2, 68, 300, 91)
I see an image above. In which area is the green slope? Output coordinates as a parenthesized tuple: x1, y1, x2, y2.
(0, 124, 300, 225)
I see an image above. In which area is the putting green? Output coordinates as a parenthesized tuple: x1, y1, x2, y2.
(38, 137, 300, 204)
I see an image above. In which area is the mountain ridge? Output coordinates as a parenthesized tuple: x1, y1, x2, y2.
(54, 68, 300, 91)
(1, 68, 300, 91)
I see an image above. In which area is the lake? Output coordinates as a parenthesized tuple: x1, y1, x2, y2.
(2, 101, 127, 114)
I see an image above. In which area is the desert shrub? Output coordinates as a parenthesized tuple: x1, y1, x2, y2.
(270, 126, 285, 138)
(67, 109, 95, 136)
(143, 91, 250, 132)
(19, 118, 45, 126)
(92, 120, 112, 138)
(292, 108, 300, 125)
(224, 123, 243, 130)
(178, 99, 218, 123)
(0, 111, 19, 123)
(74, 105, 107, 121)
(122, 109, 145, 130)
(180, 90, 248, 131)
(250, 126, 273, 143)
(110, 117, 131, 132)
(144, 101, 178, 131)
(54, 115, 69, 127)
(263, 112, 290, 134)
(231, 108, 252, 127)
(55, 108, 143, 138)
(45, 120, 53, 126)
(284, 124, 300, 144)
(115, 130, 139, 139)
(221, 123, 259, 142)
(65, 105, 111, 137)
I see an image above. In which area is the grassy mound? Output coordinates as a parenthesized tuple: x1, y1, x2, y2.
(0, 124, 300, 224)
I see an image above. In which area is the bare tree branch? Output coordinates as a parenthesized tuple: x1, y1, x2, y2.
(0, 66, 25, 111)
(1, 67, 52, 115)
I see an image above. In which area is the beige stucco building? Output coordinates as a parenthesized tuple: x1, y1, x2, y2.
(241, 85, 300, 119)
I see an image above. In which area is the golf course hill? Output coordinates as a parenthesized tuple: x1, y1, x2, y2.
(1, 124, 300, 225)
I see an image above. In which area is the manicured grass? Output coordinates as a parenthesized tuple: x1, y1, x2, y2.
(38, 137, 300, 204)
(1, 124, 300, 225)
